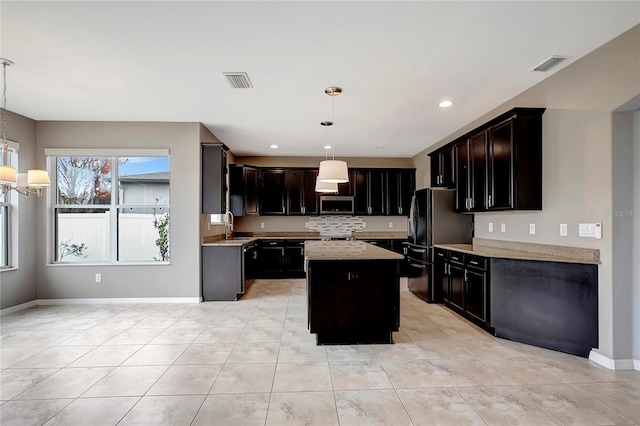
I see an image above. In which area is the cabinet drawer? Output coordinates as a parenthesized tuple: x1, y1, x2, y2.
(466, 254, 487, 270)
(434, 249, 448, 259)
(449, 252, 464, 264)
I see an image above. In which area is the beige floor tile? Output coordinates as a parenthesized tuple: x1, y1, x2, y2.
(118, 395, 205, 426)
(174, 343, 233, 364)
(149, 327, 202, 344)
(278, 341, 327, 363)
(482, 357, 565, 385)
(238, 326, 284, 342)
(0, 399, 71, 426)
(57, 329, 123, 346)
(458, 385, 559, 425)
(574, 381, 640, 423)
(281, 326, 316, 343)
(194, 326, 244, 343)
(121, 344, 188, 366)
(0, 347, 48, 369)
(15, 367, 113, 399)
(335, 389, 412, 425)
(147, 364, 221, 395)
(381, 359, 452, 388)
(0, 368, 58, 400)
(68, 345, 142, 367)
(82, 365, 168, 397)
(326, 345, 377, 362)
(458, 337, 527, 359)
(210, 363, 276, 394)
(373, 343, 427, 361)
(519, 383, 633, 425)
(397, 387, 487, 426)
(193, 393, 270, 426)
(103, 328, 164, 345)
(535, 356, 619, 383)
(130, 316, 176, 329)
(330, 361, 392, 390)
(13, 346, 95, 369)
(43, 397, 138, 426)
(430, 358, 509, 386)
(267, 391, 339, 426)
(272, 362, 332, 392)
(415, 338, 477, 359)
(227, 342, 280, 363)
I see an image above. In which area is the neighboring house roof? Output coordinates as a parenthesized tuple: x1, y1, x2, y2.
(119, 172, 169, 183)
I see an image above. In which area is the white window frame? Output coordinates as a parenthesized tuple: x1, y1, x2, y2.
(0, 142, 19, 271)
(46, 148, 170, 265)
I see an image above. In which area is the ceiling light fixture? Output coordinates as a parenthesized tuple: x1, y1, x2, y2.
(270, 144, 279, 149)
(439, 100, 454, 108)
(0, 58, 50, 197)
(315, 145, 339, 193)
(318, 86, 349, 184)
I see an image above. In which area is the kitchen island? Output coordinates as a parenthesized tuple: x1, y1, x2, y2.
(304, 240, 404, 345)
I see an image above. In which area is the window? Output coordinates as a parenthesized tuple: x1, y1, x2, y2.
(0, 190, 8, 268)
(53, 155, 170, 263)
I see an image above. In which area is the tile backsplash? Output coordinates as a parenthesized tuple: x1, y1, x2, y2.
(305, 216, 365, 236)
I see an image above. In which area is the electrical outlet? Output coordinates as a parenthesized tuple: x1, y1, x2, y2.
(501, 223, 506, 233)
(488, 222, 493, 232)
(260, 222, 265, 229)
(95, 273, 102, 283)
(529, 223, 536, 235)
(388, 222, 393, 229)
(560, 223, 568, 236)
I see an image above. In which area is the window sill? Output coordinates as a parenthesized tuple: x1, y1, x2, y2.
(0, 267, 19, 273)
(46, 262, 171, 267)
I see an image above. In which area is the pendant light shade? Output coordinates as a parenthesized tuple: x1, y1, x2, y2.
(315, 176, 339, 193)
(27, 169, 51, 187)
(0, 164, 16, 184)
(318, 160, 349, 184)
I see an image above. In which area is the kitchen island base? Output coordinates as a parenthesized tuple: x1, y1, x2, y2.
(305, 241, 403, 346)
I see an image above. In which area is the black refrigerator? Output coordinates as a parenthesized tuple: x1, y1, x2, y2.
(405, 188, 473, 302)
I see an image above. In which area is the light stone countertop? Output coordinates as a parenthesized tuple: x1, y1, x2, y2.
(435, 239, 601, 265)
(202, 231, 408, 247)
(304, 240, 404, 261)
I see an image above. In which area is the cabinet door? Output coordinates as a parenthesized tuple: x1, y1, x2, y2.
(449, 262, 465, 312)
(244, 167, 260, 215)
(201, 145, 227, 214)
(488, 119, 514, 210)
(285, 241, 305, 277)
(399, 169, 415, 216)
(469, 131, 487, 211)
(302, 169, 319, 214)
(454, 142, 470, 212)
(259, 241, 286, 276)
(434, 256, 448, 304)
(286, 170, 304, 215)
(369, 170, 386, 215)
(353, 170, 369, 214)
(260, 169, 286, 215)
(441, 147, 454, 188)
(430, 155, 441, 187)
(465, 268, 487, 323)
(387, 169, 415, 216)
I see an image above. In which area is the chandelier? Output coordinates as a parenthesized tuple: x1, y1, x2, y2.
(0, 58, 50, 197)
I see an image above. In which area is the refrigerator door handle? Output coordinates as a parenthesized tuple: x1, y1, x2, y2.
(408, 195, 416, 240)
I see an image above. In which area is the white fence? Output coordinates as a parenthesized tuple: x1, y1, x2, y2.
(57, 212, 168, 262)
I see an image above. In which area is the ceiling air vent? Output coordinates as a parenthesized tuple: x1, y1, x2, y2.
(223, 72, 253, 88)
(530, 56, 569, 72)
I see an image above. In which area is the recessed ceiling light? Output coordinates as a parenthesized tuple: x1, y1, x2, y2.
(439, 100, 454, 108)
(270, 144, 278, 149)
(324, 145, 332, 150)
(375, 146, 385, 150)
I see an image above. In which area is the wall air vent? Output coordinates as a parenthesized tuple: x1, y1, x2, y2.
(223, 72, 253, 88)
(530, 56, 569, 72)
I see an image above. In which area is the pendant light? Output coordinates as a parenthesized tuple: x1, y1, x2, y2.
(315, 145, 339, 193)
(318, 86, 349, 183)
(0, 58, 51, 197)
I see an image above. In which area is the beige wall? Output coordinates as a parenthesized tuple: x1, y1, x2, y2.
(35, 122, 204, 299)
(0, 111, 39, 309)
(412, 25, 640, 361)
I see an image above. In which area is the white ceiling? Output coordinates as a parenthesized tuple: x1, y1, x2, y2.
(2, 1, 638, 158)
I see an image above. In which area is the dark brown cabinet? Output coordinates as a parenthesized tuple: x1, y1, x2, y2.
(455, 131, 487, 213)
(256, 239, 306, 278)
(260, 169, 286, 215)
(430, 148, 454, 188)
(229, 164, 259, 216)
(285, 240, 306, 277)
(286, 169, 319, 215)
(201, 144, 228, 214)
(353, 169, 386, 215)
(386, 169, 415, 216)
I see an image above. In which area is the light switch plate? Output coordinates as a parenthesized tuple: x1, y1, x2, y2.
(529, 224, 536, 235)
(501, 223, 506, 233)
(488, 223, 494, 232)
(579, 223, 602, 239)
(560, 223, 568, 236)
(260, 222, 265, 229)
(388, 222, 393, 229)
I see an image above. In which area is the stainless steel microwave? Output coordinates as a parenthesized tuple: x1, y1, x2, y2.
(320, 196, 354, 214)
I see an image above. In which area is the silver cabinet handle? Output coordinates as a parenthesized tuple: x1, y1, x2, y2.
(444, 263, 448, 275)
(488, 195, 492, 207)
(447, 264, 451, 275)
(469, 260, 478, 266)
(399, 206, 402, 215)
(464, 270, 468, 281)
(301, 206, 305, 214)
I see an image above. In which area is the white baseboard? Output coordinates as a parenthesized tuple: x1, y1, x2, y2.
(589, 350, 639, 371)
(1, 297, 203, 315)
(0, 300, 38, 316)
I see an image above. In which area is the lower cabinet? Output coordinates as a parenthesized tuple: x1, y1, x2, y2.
(202, 246, 243, 301)
(436, 248, 490, 328)
(256, 239, 306, 278)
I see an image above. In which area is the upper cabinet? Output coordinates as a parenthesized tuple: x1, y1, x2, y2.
(286, 169, 319, 215)
(260, 169, 287, 215)
(387, 169, 415, 216)
(229, 164, 259, 216)
(436, 107, 544, 213)
(201, 143, 228, 214)
(430, 147, 454, 188)
(353, 169, 386, 215)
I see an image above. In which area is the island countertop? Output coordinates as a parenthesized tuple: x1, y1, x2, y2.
(304, 240, 404, 261)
